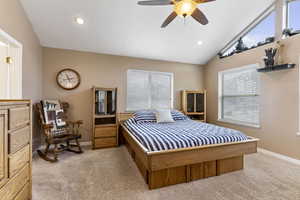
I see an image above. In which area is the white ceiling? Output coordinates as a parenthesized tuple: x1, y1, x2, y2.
(21, 0, 275, 64)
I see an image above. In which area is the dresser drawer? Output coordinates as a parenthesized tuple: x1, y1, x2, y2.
(94, 137, 117, 148)
(14, 182, 30, 200)
(9, 107, 30, 130)
(0, 164, 29, 200)
(9, 145, 30, 178)
(95, 126, 116, 138)
(9, 126, 30, 154)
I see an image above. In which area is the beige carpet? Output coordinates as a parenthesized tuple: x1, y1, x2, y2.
(32, 146, 300, 200)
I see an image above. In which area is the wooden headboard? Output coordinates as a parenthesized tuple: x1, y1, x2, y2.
(117, 113, 134, 123)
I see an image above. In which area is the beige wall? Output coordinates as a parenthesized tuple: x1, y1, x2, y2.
(0, 0, 43, 149)
(204, 34, 300, 160)
(43, 47, 204, 141)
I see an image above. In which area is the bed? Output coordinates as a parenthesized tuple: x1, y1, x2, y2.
(118, 111, 258, 189)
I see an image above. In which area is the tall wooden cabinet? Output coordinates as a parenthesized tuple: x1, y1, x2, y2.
(181, 90, 207, 122)
(92, 87, 118, 149)
(0, 100, 32, 200)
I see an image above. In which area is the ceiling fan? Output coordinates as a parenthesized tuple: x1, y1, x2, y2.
(137, 0, 215, 28)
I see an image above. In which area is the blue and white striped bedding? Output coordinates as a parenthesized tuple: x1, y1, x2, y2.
(124, 118, 248, 152)
(134, 110, 188, 123)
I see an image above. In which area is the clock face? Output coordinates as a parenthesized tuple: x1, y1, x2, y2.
(56, 69, 81, 90)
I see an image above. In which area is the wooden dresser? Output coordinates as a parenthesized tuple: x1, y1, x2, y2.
(0, 100, 32, 200)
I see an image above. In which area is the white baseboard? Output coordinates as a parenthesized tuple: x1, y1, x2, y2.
(258, 148, 300, 166)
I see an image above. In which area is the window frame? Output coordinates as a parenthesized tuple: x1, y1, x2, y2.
(219, 3, 276, 58)
(126, 69, 174, 112)
(218, 64, 260, 128)
(285, 0, 300, 34)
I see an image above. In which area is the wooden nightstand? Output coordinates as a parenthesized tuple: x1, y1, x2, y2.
(92, 87, 118, 149)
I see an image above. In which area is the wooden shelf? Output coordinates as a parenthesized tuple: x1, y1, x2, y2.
(95, 114, 116, 118)
(185, 112, 204, 115)
(95, 124, 117, 128)
(184, 90, 205, 94)
(194, 120, 206, 123)
(257, 64, 295, 72)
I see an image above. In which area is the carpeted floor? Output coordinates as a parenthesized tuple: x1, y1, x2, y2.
(32, 146, 300, 200)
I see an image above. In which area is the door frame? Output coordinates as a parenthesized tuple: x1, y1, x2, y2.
(0, 27, 23, 99)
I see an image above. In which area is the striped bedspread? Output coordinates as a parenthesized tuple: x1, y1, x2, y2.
(124, 118, 248, 152)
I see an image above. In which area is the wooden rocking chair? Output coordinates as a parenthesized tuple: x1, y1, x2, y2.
(35, 100, 83, 162)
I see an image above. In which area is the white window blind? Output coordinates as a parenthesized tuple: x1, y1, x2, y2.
(218, 64, 260, 127)
(127, 69, 173, 111)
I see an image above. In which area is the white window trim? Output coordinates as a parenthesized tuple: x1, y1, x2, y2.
(218, 64, 261, 128)
(220, 3, 276, 55)
(284, 0, 300, 32)
(126, 69, 174, 112)
(282, 0, 289, 31)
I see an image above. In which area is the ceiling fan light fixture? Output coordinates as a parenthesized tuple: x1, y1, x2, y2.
(174, 0, 197, 17)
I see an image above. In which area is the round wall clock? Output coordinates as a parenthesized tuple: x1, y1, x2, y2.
(56, 68, 81, 90)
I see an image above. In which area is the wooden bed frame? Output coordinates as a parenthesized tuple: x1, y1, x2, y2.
(118, 113, 259, 189)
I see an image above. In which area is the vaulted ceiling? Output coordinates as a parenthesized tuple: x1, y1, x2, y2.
(21, 0, 275, 64)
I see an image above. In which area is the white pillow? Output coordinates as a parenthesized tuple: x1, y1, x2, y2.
(156, 109, 175, 123)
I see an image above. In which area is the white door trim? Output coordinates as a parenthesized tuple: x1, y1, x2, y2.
(0, 27, 23, 99)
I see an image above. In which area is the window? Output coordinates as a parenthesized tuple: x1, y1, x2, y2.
(287, 0, 300, 32)
(242, 11, 276, 48)
(220, 9, 276, 57)
(218, 64, 260, 127)
(126, 69, 173, 111)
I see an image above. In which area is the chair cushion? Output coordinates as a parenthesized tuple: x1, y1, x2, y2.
(41, 100, 67, 132)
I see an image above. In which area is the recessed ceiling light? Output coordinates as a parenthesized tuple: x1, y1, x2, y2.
(75, 17, 84, 25)
(197, 41, 203, 46)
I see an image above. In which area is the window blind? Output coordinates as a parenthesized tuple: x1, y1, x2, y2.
(127, 70, 173, 111)
(219, 65, 260, 127)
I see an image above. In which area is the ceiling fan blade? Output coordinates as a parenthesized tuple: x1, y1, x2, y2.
(191, 8, 208, 25)
(195, 0, 216, 3)
(138, 0, 173, 6)
(161, 11, 177, 28)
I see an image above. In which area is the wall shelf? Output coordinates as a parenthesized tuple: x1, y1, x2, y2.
(257, 64, 295, 72)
